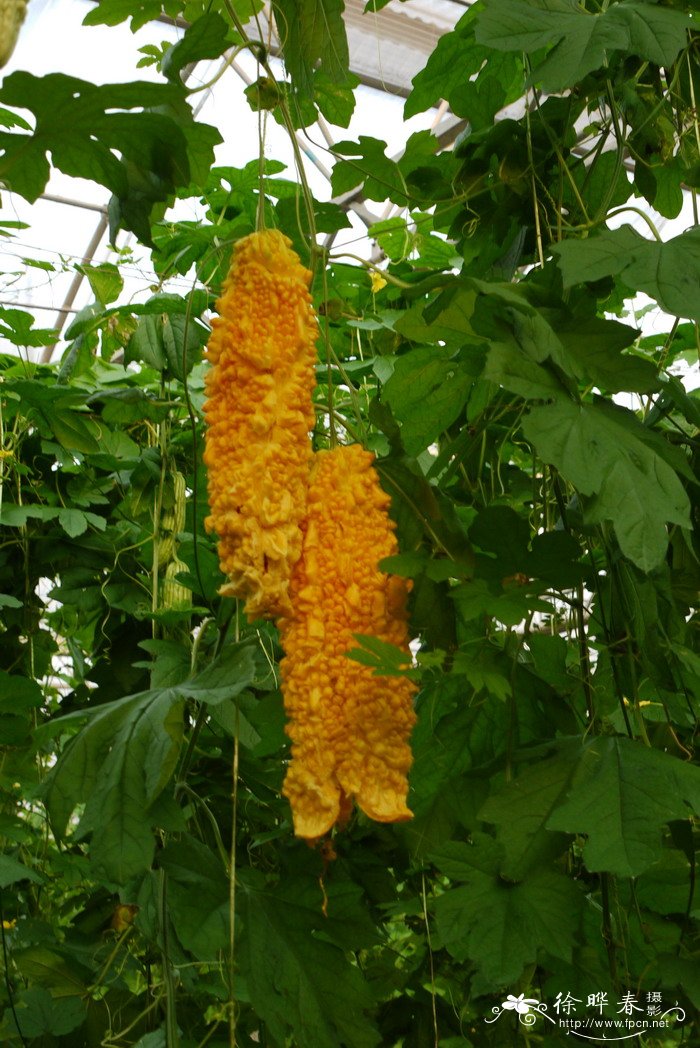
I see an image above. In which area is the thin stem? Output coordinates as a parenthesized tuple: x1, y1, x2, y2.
(524, 69, 546, 266)
(600, 873, 619, 990)
(420, 873, 439, 1048)
(228, 723, 240, 1047)
(159, 870, 180, 1048)
(329, 252, 413, 288)
(189, 44, 250, 94)
(605, 206, 663, 241)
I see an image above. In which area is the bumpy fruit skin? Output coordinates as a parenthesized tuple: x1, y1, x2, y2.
(203, 230, 317, 620)
(0, 0, 28, 68)
(162, 558, 190, 609)
(280, 444, 417, 839)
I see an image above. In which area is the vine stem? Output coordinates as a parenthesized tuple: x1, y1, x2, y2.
(189, 43, 251, 94)
(523, 59, 545, 266)
(604, 206, 662, 241)
(329, 252, 413, 288)
(228, 692, 240, 1048)
(228, 606, 242, 1048)
(420, 873, 439, 1048)
(159, 870, 180, 1048)
(600, 873, 619, 990)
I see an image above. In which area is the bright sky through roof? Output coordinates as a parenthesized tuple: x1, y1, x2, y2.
(0, 0, 439, 353)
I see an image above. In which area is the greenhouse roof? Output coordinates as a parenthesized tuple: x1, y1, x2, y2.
(0, 0, 470, 361)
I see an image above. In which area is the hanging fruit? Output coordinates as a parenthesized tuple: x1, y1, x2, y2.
(203, 230, 318, 620)
(0, 0, 28, 68)
(279, 444, 416, 840)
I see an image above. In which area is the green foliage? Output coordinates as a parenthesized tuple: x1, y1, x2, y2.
(476, 0, 693, 92)
(1, 0, 699, 1045)
(0, 73, 221, 242)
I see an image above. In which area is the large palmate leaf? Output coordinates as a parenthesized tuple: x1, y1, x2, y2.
(476, 0, 692, 92)
(42, 688, 185, 882)
(157, 836, 230, 959)
(476, 736, 700, 881)
(0, 73, 221, 241)
(382, 347, 473, 456)
(552, 225, 700, 321)
(238, 868, 381, 1048)
(271, 0, 353, 120)
(478, 743, 580, 879)
(0, 854, 44, 888)
(523, 399, 691, 570)
(546, 736, 700, 877)
(405, 10, 488, 119)
(83, 0, 183, 31)
(431, 837, 583, 990)
(10, 988, 85, 1039)
(41, 642, 257, 882)
(400, 681, 508, 856)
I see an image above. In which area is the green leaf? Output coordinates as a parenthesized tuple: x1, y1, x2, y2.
(476, 0, 692, 92)
(162, 13, 233, 83)
(13, 988, 85, 1038)
(49, 410, 102, 455)
(271, 0, 351, 108)
(0, 504, 60, 527)
(313, 69, 358, 127)
(401, 684, 500, 855)
(635, 848, 694, 916)
(238, 868, 380, 1048)
(636, 155, 685, 219)
(57, 508, 89, 538)
(0, 307, 57, 347)
(368, 217, 413, 262)
(547, 737, 700, 877)
(556, 315, 658, 394)
(405, 10, 487, 119)
(43, 688, 185, 882)
(450, 53, 522, 131)
(158, 836, 230, 959)
(126, 310, 208, 377)
(0, 73, 221, 240)
(330, 136, 406, 204)
(346, 634, 414, 676)
(162, 313, 208, 380)
(552, 225, 700, 321)
(432, 839, 583, 989)
(78, 261, 123, 307)
(127, 314, 167, 370)
(83, 0, 182, 31)
(137, 638, 192, 688)
(522, 400, 691, 571)
(478, 745, 579, 879)
(177, 641, 258, 705)
(383, 347, 472, 455)
(12, 946, 89, 999)
(0, 854, 44, 887)
(452, 644, 514, 701)
(0, 671, 43, 711)
(131, 1032, 166, 1048)
(484, 341, 565, 400)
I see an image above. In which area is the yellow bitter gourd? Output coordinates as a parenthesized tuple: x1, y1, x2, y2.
(0, 0, 28, 68)
(203, 230, 317, 620)
(279, 444, 417, 840)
